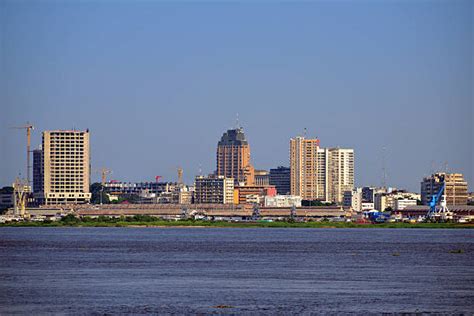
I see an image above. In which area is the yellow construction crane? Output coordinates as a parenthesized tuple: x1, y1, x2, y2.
(11, 122, 34, 185)
(177, 167, 183, 185)
(98, 168, 112, 185)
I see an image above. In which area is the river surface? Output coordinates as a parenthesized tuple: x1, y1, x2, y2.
(0, 227, 473, 314)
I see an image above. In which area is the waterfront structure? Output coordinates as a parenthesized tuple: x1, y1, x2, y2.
(290, 136, 354, 203)
(264, 195, 302, 208)
(269, 166, 291, 195)
(343, 188, 363, 212)
(194, 175, 234, 204)
(216, 128, 254, 185)
(421, 173, 468, 206)
(33, 130, 91, 204)
(104, 181, 193, 204)
(254, 170, 270, 186)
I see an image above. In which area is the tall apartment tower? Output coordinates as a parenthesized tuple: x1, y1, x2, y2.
(34, 130, 91, 205)
(216, 128, 254, 185)
(290, 137, 328, 200)
(290, 136, 354, 203)
(421, 173, 468, 206)
(328, 148, 355, 203)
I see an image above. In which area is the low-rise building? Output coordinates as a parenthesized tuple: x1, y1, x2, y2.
(264, 195, 302, 208)
(234, 185, 277, 205)
(194, 175, 234, 204)
(394, 199, 417, 211)
(343, 188, 362, 212)
(361, 202, 375, 211)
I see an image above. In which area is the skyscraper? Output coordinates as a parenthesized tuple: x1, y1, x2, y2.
(290, 136, 354, 203)
(34, 130, 91, 205)
(290, 136, 327, 200)
(216, 128, 254, 185)
(327, 148, 355, 203)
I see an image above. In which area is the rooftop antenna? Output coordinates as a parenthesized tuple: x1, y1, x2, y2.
(443, 161, 448, 173)
(235, 113, 240, 129)
(198, 164, 202, 176)
(303, 127, 307, 138)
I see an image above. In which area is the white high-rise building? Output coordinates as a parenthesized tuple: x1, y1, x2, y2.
(290, 136, 354, 204)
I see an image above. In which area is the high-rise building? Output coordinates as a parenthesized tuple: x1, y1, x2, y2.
(216, 128, 254, 185)
(34, 130, 91, 205)
(269, 166, 291, 195)
(327, 148, 355, 203)
(290, 137, 327, 200)
(32, 148, 43, 196)
(194, 175, 234, 204)
(290, 136, 354, 203)
(421, 173, 468, 206)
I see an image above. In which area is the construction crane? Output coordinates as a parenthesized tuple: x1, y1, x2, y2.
(11, 123, 34, 185)
(100, 168, 112, 185)
(177, 167, 183, 185)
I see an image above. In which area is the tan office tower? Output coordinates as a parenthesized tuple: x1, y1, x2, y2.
(327, 148, 355, 204)
(216, 128, 254, 185)
(421, 173, 468, 206)
(290, 137, 328, 200)
(290, 136, 354, 203)
(38, 130, 91, 205)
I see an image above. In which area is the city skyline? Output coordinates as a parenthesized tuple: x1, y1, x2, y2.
(1, 1, 472, 192)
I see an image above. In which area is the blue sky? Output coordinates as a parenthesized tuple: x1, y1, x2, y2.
(1, 0, 472, 192)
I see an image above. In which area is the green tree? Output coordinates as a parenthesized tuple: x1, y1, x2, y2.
(90, 183, 110, 204)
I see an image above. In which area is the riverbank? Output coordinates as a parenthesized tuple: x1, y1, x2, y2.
(1, 219, 472, 229)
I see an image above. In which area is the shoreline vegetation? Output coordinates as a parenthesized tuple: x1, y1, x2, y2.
(0, 215, 472, 229)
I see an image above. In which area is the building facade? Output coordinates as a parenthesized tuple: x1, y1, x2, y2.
(343, 188, 362, 212)
(216, 128, 254, 186)
(194, 175, 234, 204)
(234, 185, 276, 205)
(290, 137, 326, 200)
(32, 148, 43, 196)
(254, 170, 270, 186)
(264, 195, 302, 208)
(34, 130, 91, 205)
(269, 166, 290, 195)
(290, 136, 354, 203)
(327, 148, 355, 203)
(421, 173, 468, 206)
